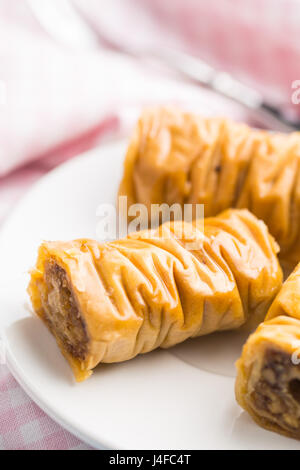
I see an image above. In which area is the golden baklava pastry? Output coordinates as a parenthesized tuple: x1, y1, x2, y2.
(28, 209, 282, 382)
(119, 107, 300, 268)
(236, 263, 300, 439)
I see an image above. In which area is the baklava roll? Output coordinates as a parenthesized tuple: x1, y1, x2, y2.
(119, 107, 300, 268)
(28, 209, 282, 382)
(236, 263, 300, 439)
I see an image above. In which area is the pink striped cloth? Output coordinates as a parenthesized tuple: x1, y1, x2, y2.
(76, 0, 300, 118)
(0, 366, 91, 450)
(138, 0, 300, 119)
(1, 0, 299, 450)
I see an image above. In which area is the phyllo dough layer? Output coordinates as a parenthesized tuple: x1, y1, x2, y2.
(119, 107, 300, 267)
(28, 209, 282, 381)
(236, 263, 300, 439)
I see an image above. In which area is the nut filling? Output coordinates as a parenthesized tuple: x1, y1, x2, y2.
(251, 349, 300, 433)
(41, 260, 89, 361)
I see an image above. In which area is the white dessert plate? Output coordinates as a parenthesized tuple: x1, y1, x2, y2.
(0, 138, 299, 450)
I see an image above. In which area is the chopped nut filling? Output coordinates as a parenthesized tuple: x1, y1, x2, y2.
(41, 260, 89, 361)
(251, 349, 300, 433)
